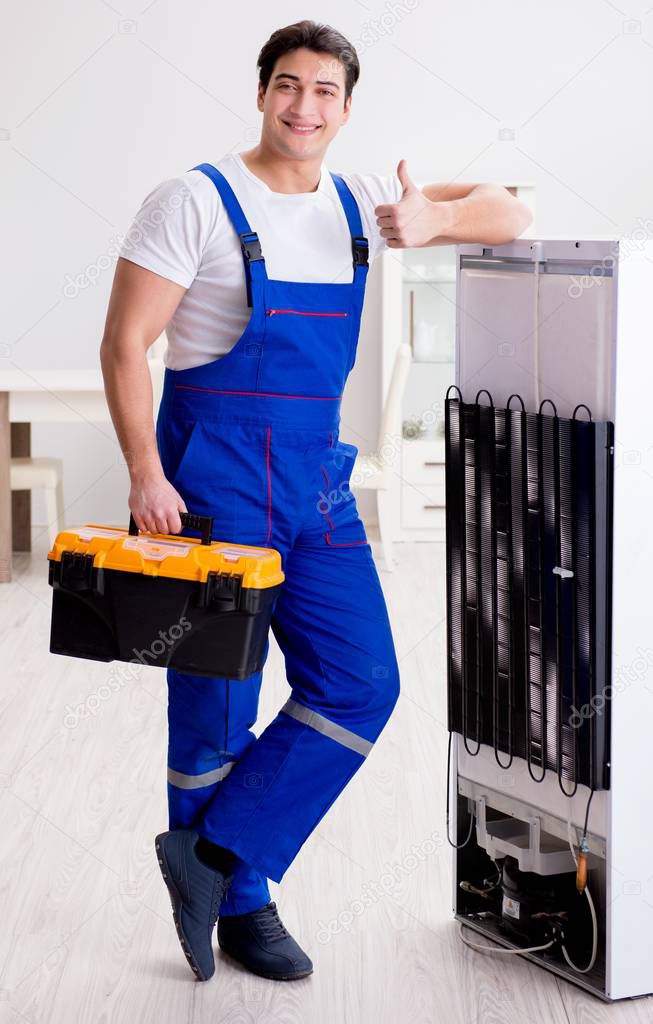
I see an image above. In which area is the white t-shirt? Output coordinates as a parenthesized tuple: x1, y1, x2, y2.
(118, 152, 403, 370)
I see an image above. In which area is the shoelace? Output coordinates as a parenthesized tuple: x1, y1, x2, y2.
(209, 873, 233, 926)
(250, 901, 290, 941)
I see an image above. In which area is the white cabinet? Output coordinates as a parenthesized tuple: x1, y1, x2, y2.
(400, 438, 445, 535)
(401, 484, 445, 530)
(401, 438, 445, 484)
(379, 181, 536, 543)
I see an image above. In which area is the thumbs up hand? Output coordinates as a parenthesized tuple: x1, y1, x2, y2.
(374, 159, 448, 248)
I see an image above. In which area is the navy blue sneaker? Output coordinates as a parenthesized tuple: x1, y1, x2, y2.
(155, 829, 234, 981)
(217, 900, 313, 980)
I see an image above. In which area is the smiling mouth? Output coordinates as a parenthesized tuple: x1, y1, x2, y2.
(281, 121, 323, 135)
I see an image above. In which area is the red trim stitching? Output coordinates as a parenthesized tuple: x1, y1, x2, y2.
(175, 385, 341, 402)
(265, 425, 272, 545)
(266, 309, 348, 317)
(318, 463, 368, 545)
(325, 532, 367, 547)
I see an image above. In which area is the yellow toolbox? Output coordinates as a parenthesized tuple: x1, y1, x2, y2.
(47, 512, 284, 679)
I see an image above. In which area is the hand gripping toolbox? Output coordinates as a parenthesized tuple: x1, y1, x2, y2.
(47, 512, 285, 679)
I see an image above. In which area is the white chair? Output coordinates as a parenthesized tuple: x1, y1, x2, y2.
(350, 343, 412, 572)
(10, 456, 65, 550)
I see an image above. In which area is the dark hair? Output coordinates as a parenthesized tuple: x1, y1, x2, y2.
(257, 20, 360, 104)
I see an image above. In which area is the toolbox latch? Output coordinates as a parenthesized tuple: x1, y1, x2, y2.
(203, 571, 243, 611)
(58, 551, 103, 594)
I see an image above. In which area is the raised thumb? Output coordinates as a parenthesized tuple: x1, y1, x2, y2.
(397, 158, 417, 196)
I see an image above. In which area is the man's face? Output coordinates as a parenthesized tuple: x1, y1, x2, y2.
(257, 47, 351, 160)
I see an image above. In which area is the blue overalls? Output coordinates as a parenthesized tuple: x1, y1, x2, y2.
(155, 162, 401, 916)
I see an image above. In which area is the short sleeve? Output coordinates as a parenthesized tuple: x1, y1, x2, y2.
(118, 172, 218, 288)
(338, 171, 404, 264)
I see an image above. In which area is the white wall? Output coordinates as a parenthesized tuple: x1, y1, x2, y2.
(3, 0, 652, 527)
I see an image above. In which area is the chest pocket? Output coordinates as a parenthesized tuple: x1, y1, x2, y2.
(257, 304, 354, 399)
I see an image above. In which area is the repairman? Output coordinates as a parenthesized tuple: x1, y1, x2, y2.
(100, 19, 532, 984)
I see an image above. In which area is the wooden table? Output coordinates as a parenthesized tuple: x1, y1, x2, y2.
(0, 362, 165, 583)
(0, 368, 112, 583)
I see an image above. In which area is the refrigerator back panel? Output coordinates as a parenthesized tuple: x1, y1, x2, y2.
(451, 240, 618, 790)
(445, 395, 614, 792)
(456, 240, 618, 422)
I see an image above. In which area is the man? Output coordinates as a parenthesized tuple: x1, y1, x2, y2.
(100, 19, 532, 984)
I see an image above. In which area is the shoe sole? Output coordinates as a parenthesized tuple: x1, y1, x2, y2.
(217, 940, 313, 981)
(155, 832, 212, 982)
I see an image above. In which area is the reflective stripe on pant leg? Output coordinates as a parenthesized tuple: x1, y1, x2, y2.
(167, 760, 236, 789)
(280, 698, 373, 757)
(192, 527, 401, 883)
(166, 667, 272, 915)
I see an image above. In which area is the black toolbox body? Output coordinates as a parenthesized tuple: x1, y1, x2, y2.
(47, 515, 284, 679)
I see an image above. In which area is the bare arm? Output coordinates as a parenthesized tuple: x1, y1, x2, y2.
(100, 257, 188, 535)
(375, 161, 533, 249)
(417, 182, 533, 245)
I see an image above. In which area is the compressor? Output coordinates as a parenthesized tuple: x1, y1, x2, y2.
(499, 855, 590, 961)
(458, 847, 598, 974)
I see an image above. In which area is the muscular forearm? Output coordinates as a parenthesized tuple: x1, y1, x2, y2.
(376, 164, 533, 249)
(100, 335, 162, 481)
(420, 184, 533, 246)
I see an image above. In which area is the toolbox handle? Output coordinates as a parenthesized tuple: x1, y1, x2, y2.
(128, 511, 214, 546)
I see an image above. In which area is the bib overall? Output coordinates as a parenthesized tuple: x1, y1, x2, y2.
(155, 162, 401, 915)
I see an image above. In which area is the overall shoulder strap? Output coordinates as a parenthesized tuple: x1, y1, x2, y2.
(330, 173, 369, 283)
(191, 162, 266, 307)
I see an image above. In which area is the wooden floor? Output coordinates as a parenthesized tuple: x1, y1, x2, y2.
(0, 530, 651, 1023)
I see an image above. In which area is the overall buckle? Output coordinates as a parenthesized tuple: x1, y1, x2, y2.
(352, 236, 369, 268)
(239, 232, 264, 307)
(240, 232, 264, 263)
